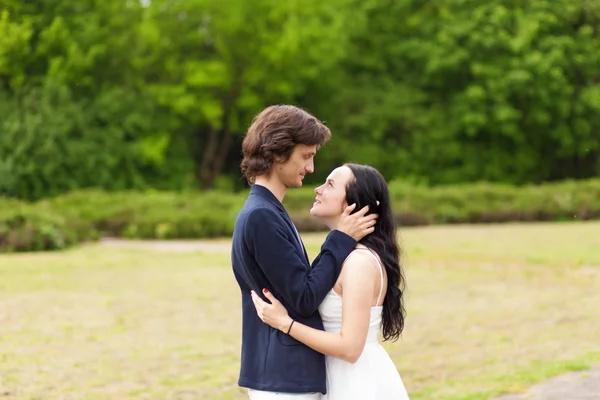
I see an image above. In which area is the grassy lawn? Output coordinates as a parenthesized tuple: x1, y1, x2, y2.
(1, 221, 599, 399)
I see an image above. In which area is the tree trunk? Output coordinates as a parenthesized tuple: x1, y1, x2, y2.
(196, 128, 234, 189)
(197, 128, 220, 189)
(210, 128, 233, 183)
(196, 69, 243, 189)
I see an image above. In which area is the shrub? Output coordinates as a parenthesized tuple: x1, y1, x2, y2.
(39, 189, 245, 239)
(0, 200, 97, 252)
(3, 179, 600, 253)
(284, 179, 600, 228)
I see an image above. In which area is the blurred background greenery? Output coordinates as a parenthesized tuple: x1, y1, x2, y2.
(1, 0, 600, 252)
(2, 3, 600, 399)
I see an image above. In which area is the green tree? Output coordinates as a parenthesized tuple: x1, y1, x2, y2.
(0, 1, 185, 199)
(316, 0, 600, 185)
(138, 0, 367, 188)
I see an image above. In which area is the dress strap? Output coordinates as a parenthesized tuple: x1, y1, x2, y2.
(354, 248, 385, 306)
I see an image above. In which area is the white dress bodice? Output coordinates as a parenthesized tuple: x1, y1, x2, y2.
(317, 248, 410, 400)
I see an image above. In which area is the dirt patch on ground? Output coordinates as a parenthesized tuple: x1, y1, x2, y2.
(494, 366, 600, 400)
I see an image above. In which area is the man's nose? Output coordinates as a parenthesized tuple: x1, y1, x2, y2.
(305, 160, 314, 174)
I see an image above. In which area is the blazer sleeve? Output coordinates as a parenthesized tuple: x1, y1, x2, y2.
(245, 207, 356, 317)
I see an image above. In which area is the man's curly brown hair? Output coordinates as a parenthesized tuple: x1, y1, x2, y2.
(240, 105, 332, 184)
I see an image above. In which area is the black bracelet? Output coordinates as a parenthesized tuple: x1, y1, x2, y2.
(286, 320, 295, 335)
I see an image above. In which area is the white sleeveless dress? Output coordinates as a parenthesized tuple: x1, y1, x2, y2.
(318, 248, 410, 400)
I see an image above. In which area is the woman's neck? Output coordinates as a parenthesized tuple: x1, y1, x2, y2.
(323, 216, 341, 231)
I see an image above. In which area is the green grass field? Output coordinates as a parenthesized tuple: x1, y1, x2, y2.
(1, 222, 599, 400)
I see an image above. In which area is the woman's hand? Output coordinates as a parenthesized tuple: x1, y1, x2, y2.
(251, 289, 294, 333)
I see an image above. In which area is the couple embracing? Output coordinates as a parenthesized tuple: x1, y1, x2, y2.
(231, 105, 410, 400)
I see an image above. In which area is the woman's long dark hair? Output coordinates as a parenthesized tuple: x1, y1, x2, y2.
(344, 163, 406, 341)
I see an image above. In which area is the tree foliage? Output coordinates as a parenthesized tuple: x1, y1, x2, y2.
(1, 0, 599, 199)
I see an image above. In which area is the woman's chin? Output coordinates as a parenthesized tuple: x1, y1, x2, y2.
(309, 208, 323, 220)
(309, 212, 332, 229)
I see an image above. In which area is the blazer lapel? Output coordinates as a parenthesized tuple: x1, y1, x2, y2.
(280, 215, 310, 265)
(250, 185, 310, 267)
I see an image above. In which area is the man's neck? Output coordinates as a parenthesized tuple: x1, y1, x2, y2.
(254, 175, 287, 203)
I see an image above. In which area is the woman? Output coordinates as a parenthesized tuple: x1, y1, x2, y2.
(251, 163, 410, 399)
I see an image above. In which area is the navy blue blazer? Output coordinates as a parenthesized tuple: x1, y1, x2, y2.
(231, 184, 356, 394)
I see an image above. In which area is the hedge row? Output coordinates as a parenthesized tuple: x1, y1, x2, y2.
(1, 179, 599, 253)
(0, 201, 97, 252)
(287, 179, 600, 230)
(37, 190, 245, 239)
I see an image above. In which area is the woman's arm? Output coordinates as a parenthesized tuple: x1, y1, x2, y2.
(251, 251, 378, 363)
(245, 205, 376, 318)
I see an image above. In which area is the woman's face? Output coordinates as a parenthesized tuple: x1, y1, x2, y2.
(310, 166, 354, 227)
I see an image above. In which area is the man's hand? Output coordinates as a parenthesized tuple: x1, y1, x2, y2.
(336, 204, 378, 242)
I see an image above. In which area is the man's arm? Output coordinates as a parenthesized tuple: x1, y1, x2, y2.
(246, 207, 356, 317)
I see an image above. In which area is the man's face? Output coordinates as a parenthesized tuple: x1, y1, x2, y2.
(273, 144, 317, 189)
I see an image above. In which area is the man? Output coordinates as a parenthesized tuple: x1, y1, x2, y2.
(231, 105, 377, 399)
